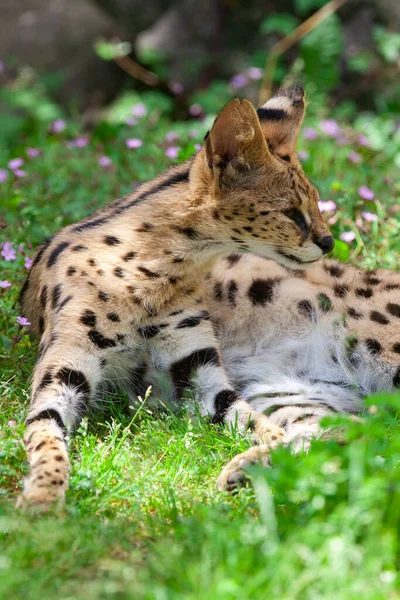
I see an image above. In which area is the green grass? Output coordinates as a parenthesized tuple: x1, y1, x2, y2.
(1, 90, 400, 598)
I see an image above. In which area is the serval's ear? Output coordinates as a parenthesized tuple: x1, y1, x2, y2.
(257, 86, 305, 160)
(205, 98, 271, 188)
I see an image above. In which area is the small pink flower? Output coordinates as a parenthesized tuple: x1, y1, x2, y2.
(348, 151, 361, 164)
(0, 169, 8, 183)
(126, 138, 143, 149)
(51, 119, 66, 134)
(98, 155, 112, 168)
(189, 104, 202, 117)
(24, 257, 33, 269)
(26, 147, 40, 158)
(358, 186, 374, 201)
(68, 137, 89, 148)
(247, 67, 263, 80)
(231, 73, 248, 89)
(165, 146, 179, 159)
(165, 131, 180, 143)
(132, 103, 147, 118)
(0, 280, 11, 288)
(17, 316, 31, 327)
(13, 169, 28, 178)
(8, 157, 24, 170)
(318, 200, 336, 212)
(125, 117, 137, 126)
(170, 82, 184, 94)
(340, 231, 356, 243)
(303, 127, 318, 141)
(18, 244, 24, 253)
(194, 144, 201, 151)
(298, 150, 309, 161)
(0, 61, 4, 74)
(7, 420, 16, 427)
(1, 242, 16, 261)
(357, 134, 370, 147)
(320, 119, 341, 138)
(361, 211, 378, 222)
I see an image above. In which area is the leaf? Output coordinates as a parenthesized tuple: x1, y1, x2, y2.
(260, 14, 299, 36)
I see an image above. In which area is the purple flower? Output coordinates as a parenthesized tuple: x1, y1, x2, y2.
(361, 211, 378, 222)
(13, 169, 27, 178)
(189, 104, 202, 117)
(247, 67, 263, 80)
(1, 242, 16, 261)
(0, 169, 8, 183)
(298, 150, 309, 161)
(125, 117, 137, 126)
(320, 119, 341, 138)
(8, 158, 24, 170)
(17, 316, 31, 327)
(132, 103, 147, 118)
(0, 60, 4, 74)
(194, 144, 201, 151)
(340, 231, 356, 243)
(0, 280, 11, 288)
(26, 147, 40, 158)
(170, 82, 184, 94)
(165, 131, 180, 143)
(7, 420, 16, 427)
(68, 136, 89, 148)
(358, 186, 375, 201)
(18, 244, 24, 253)
(348, 151, 361, 164)
(318, 200, 336, 213)
(357, 134, 370, 147)
(126, 138, 143, 149)
(231, 73, 248, 89)
(24, 257, 33, 269)
(165, 146, 179, 159)
(98, 155, 112, 168)
(51, 119, 66, 134)
(303, 127, 318, 141)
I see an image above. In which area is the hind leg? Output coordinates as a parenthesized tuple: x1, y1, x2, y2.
(17, 340, 104, 511)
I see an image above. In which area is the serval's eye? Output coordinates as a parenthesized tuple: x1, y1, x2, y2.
(283, 209, 310, 238)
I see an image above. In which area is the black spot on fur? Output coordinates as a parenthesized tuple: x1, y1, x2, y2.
(173, 256, 184, 263)
(226, 254, 241, 268)
(88, 329, 116, 349)
(114, 267, 124, 278)
(370, 310, 389, 325)
(80, 310, 97, 327)
(107, 312, 120, 322)
(170, 348, 220, 399)
(72, 245, 88, 252)
(88, 258, 96, 266)
(348, 307, 362, 319)
(213, 210, 220, 220)
(393, 367, 400, 387)
(298, 299, 315, 319)
(324, 263, 344, 278)
(123, 251, 136, 262)
(103, 235, 121, 246)
(137, 266, 160, 278)
(39, 316, 45, 334)
(137, 222, 153, 232)
(257, 107, 287, 121)
(175, 311, 210, 329)
(248, 279, 276, 306)
(19, 277, 30, 306)
(169, 276, 178, 285)
(139, 323, 168, 338)
(356, 287, 373, 298)
(57, 367, 90, 399)
(212, 389, 241, 423)
(58, 295, 73, 312)
(365, 338, 382, 355)
(334, 284, 349, 298)
(40, 286, 48, 309)
(284, 209, 310, 240)
(228, 281, 238, 307)
(67, 266, 77, 276)
(385, 284, 400, 291)
(98, 291, 109, 302)
(37, 371, 53, 391)
(387, 303, 400, 318)
(317, 293, 332, 312)
(26, 409, 67, 437)
(213, 282, 223, 301)
(51, 284, 62, 309)
(47, 242, 70, 267)
(177, 227, 198, 239)
(364, 274, 380, 286)
(260, 210, 270, 216)
(392, 343, 400, 354)
(243, 226, 252, 232)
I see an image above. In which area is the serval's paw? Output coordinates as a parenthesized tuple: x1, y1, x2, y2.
(250, 413, 284, 447)
(216, 444, 271, 493)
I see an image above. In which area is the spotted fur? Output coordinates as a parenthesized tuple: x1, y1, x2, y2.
(17, 87, 334, 510)
(207, 254, 400, 489)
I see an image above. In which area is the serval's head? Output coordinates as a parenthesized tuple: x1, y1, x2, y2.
(192, 86, 333, 268)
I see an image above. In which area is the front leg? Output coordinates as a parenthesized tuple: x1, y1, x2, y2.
(148, 304, 284, 446)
